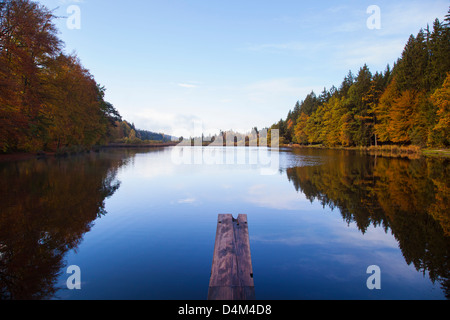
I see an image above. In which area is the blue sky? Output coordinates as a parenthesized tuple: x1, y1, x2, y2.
(40, 0, 449, 138)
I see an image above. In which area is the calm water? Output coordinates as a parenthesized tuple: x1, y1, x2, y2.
(0, 147, 448, 300)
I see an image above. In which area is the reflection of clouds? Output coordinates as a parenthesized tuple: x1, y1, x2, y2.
(252, 220, 422, 283)
(246, 184, 307, 210)
(130, 151, 177, 179)
(321, 248, 424, 283)
(368, 251, 422, 282)
(251, 211, 399, 253)
(322, 253, 361, 266)
(140, 164, 175, 179)
(251, 233, 328, 246)
(333, 225, 399, 249)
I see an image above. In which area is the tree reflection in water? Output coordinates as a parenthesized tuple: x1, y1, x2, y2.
(286, 148, 450, 299)
(0, 150, 136, 300)
(1, 147, 448, 299)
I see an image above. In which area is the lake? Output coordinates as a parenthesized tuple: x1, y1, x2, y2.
(0, 146, 448, 300)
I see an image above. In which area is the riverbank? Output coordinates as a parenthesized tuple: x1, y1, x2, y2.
(0, 152, 55, 162)
(102, 142, 179, 148)
(2, 143, 448, 163)
(285, 144, 450, 159)
(0, 142, 180, 162)
(421, 149, 450, 158)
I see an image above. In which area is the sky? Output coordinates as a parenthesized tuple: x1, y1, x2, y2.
(39, 0, 449, 138)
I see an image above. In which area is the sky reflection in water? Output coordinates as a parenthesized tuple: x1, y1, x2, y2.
(0, 147, 448, 300)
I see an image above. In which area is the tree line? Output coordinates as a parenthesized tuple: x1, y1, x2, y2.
(0, 0, 174, 154)
(272, 8, 450, 149)
(0, 0, 125, 153)
(110, 120, 175, 144)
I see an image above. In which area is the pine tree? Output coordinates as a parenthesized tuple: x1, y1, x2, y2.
(348, 64, 373, 146)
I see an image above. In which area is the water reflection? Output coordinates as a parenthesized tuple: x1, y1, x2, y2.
(0, 150, 138, 300)
(1, 147, 449, 300)
(285, 148, 450, 298)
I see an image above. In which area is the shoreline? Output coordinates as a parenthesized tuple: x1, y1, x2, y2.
(0, 142, 180, 163)
(2, 143, 449, 163)
(102, 142, 179, 148)
(283, 144, 450, 159)
(0, 152, 56, 163)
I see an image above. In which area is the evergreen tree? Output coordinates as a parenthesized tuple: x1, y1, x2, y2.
(270, 7, 450, 148)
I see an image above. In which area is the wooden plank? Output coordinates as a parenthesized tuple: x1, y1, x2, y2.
(208, 214, 255, 300)
(234, 214, 254, 287)
(207, 286, 255, 301)
(209, 214, 240, 288)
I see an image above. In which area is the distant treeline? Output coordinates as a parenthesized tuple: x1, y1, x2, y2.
(272, 8, 450, 149)
(110, 120, 175, 144)
(0, 0, 169, 154)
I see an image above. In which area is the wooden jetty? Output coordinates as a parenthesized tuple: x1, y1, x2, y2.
(208, 214, 255, 300)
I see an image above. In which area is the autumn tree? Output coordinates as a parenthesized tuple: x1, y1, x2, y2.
(429, 72, 450, 147)
(0, 0, 121, 153)
(273, 7, 449, 149)
(374, 77, 400, 144)
(293, 112, 309, 145)
(0, 0, 61, 151)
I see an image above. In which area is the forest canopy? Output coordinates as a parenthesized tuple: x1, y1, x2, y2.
(273, 7, 450, 149)
(0, 0, 125, 153)
(0, 0, 171, 154)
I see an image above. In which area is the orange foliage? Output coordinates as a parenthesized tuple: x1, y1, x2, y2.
(429, 73, 450, 147)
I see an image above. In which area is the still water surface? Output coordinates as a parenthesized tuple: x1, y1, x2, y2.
(0, 147, 448, 300)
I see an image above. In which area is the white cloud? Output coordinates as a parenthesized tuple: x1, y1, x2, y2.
(177, 198, 197, 204)
(245, 78, 312, 96)
(380, 1, 449, 36)
(132, 109, 203, 138)
(242, 40, 327, 57)
(178, 83, 198, 89)
(124, 76, 323, 137)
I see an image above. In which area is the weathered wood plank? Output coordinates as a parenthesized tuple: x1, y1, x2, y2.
(234, 214, 254, 287)
(208, 214, 254, 300)
(209, 214, 240, 288)
(207, 286, 255, 301)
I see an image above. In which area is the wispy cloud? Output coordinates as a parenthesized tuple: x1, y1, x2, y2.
(245, 184, 308, 210)
(245, 42, 306, 52)
(177, 198, 197, 204)
(243, 78, 320, 105)
(133, 109, 203, 138)
(380, 1, 449, 36)
(178, 83, 198, 89)
(243, 41, 326, 55)
(336, 39, 405, 69)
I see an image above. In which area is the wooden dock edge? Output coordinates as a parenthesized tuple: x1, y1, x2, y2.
(208, 214, 255, 300)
